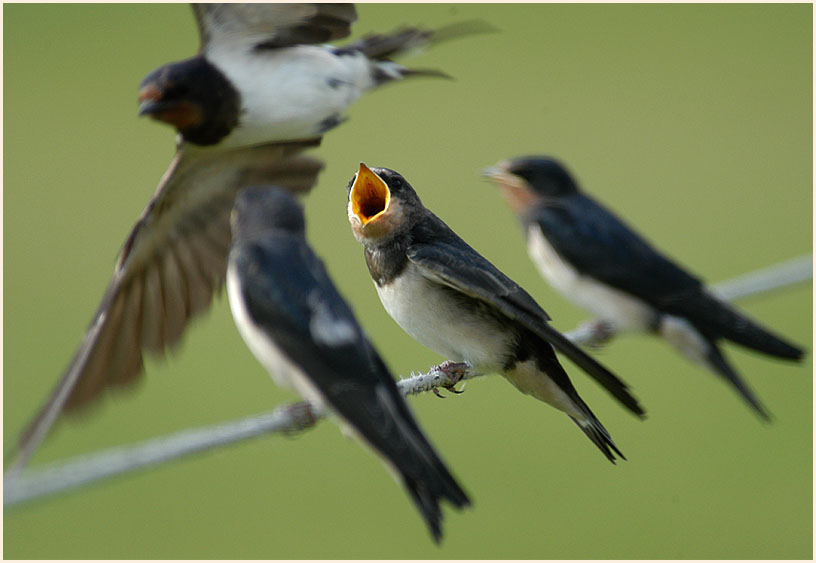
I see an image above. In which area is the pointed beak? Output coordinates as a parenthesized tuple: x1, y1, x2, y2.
(350, 163, 390, 226)
(137, 84, 165, 117)
(481, 160, 536, 214)
(481, 161, 511, 182)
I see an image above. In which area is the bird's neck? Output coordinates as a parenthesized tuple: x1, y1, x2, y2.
(364, 236, 410, 287)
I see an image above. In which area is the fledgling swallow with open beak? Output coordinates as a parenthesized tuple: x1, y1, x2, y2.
(227, 186, 470, 543)
(483, 156, 805, 419)
(347, 164, 646, 463)
(139, 4, 490, 148)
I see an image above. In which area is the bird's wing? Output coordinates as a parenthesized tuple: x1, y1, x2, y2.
(530, 194, 704, 309)
(407, 214, 645, 417)
(534, 196, 804, 360)
(232, 236, 468, 537)
(193, 3, 357, 52)
(13, 141, 323, 471)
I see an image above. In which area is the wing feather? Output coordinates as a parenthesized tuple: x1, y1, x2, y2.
(10, 141, 323, 472)
(193, 3, 357, 52)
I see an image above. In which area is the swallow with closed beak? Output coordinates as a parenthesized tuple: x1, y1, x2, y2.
(227, 186, 470, 542)
(483, 155, 804, 419)
(139, 4, 489, 148)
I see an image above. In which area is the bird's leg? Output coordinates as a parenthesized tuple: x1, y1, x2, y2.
(431, 361, 469, 398)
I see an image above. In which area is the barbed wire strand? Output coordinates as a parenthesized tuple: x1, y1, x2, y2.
(4, 254, 811, 508)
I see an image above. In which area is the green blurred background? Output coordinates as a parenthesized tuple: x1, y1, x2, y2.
(4, 3, 812, 559)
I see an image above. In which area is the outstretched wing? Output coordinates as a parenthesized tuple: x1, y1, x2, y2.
(193, 3, 357, 52)
(12, 141, 323, 472)
(407, 213, 645, 417)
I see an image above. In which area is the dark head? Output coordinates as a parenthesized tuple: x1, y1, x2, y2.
(231, 186, 306, 242)
(347, 163, 422, 244)
(138, 56, 240, 146)
(483, 156, 580, 215)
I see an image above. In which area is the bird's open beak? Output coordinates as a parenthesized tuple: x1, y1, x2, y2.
(350, 163, 390, 226)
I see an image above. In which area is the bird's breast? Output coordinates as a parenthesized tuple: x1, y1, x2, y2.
(208, 46, 375, 147)
(375, 263, 513, 371)
(527, 225, 655, 331)
(226, 264, 325, 407)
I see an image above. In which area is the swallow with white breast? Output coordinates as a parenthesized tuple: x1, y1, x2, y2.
(227, 186, 470, 542)
(139, 3, 489, 148)
(347, 164, 646, 463)
(483, 155, 804, 419)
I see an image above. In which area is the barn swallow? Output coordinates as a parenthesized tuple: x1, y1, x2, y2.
(347, 164, 646, 463)
(483, 156, 805, 419)
(139, 4, 489, 148)
(226, 186, 470, 542)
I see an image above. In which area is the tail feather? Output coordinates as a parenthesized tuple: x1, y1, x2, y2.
(706, 343, 771, 421)
(538, 322, 646, 418)
(401, 464, 471, 544)
(568, 409, 626, 464)
(341, 20, 496, 61)
(366, 384, 470, 543)
(681, 292, 804, 360)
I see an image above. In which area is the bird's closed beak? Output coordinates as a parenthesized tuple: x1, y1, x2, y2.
(138, 85, 203, 130)
(481, 161, 536, 215)
(138, 84, 166, 117)
(350, 163, 390, 226)
(481, 162, 511, 182)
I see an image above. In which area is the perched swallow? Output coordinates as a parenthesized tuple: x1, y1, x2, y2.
(227, 186, 470, 542)
(139, 4, 487, 148)
(484, 156, 805, 419)
(347, 164, 645, 463)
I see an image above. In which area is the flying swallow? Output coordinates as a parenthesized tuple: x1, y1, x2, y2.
(10, 4, 488, 473)
(483, 156, 805, 419)
(347, 163, 646, 463)
(227, 186, 470, 542)
(138, 4, 489, 148)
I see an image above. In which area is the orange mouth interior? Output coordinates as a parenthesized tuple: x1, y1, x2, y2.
(351, 163, 390, 225)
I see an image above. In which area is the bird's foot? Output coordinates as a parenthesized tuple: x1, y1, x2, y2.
(432, 361, 469, 398)
(282, 401, 319, 434)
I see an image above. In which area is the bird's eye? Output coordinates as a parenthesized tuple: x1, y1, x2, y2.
(390, 177, 403, 189)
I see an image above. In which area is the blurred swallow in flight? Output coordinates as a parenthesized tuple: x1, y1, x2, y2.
(227, 186, 470, 542)
(138, 3, 492, 148)
(347, 164, 646, 463)
(483, 155, 804, 419)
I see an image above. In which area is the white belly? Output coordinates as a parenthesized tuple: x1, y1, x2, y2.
(208, 46, 375, 147)
(504, 359, 584, 419)
(527, 226, 655, 331)
(375, 263, 513, 372)
(226, 264, 325, 407)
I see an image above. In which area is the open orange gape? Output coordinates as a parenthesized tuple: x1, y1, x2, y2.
(351, 163, 390, 226)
